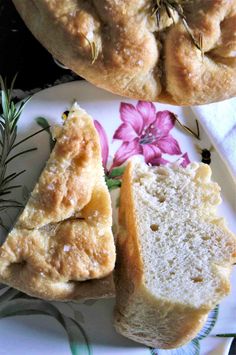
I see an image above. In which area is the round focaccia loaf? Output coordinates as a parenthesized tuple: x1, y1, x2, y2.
(12, 0, 236, 106)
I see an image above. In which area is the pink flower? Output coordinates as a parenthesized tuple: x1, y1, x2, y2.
(149, 156, 170, 166)
(150, 152, 191, 167)
(94, 120, 109, 172)
(112, 101, 181, 168)
(179, 152, 191, 168)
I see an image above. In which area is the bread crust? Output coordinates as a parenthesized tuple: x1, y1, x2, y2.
(114, 161, 236, 348)
(0, 105, 115, 301)
(12, 0, 236, 105)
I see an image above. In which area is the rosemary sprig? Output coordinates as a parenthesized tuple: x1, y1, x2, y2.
(0, 75, 48, 229)
(0, 76, 31, 211)
(79, 33, 98, 64)
(152, 0, 203, 54)
(174, 114, 200, 140)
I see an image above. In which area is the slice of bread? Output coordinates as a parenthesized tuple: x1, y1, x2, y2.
(114, 160, 236, 349)
(0, 104, 115, 300)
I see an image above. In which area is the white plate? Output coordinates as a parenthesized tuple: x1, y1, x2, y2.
(0, 81, 235, 355)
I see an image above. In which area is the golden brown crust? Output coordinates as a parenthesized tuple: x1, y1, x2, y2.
(12, 0, 236, 105)
(165, 1, 236, 105)
(0, 105, 115, 300)
(18, 107, 101, 229)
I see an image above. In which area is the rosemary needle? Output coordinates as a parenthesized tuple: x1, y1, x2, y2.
(79, 32, 98, 64)
(174, 114, 200, 140)
(152, 0, 203, 53)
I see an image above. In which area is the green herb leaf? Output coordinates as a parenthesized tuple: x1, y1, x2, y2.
(36, 116, 55, 151)
(105, 178, 122, 191)
(36, 116, 50, 130)
(109, 166, 126, 178)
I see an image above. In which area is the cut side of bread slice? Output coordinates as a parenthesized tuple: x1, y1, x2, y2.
(0, 104, 115, 300)
(114, 160, 236, 349)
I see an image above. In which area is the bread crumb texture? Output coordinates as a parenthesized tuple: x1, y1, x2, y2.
(0, 104, 115, 300)
(114, 160, 236, 348)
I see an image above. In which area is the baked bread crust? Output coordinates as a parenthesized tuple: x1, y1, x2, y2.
(0, 104, 115, 300)
(12, 0, 236, 105)
(114, 161, 236, 348)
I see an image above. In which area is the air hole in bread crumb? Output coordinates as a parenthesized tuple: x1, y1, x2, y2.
(202, 236, 210, 241)
(168, 260, 173, 266)
(191, 276, 203, 283)
(159, 196, 165, 203)
(150, 224, 159, 232)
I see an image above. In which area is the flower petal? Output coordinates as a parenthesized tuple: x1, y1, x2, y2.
(180, 152, 191, 167)
(136, 101, 156, 127)
(155, 110, 176, 136)
(112, 139, 141, 168)
(149, 156, 170, 166)
(142, 144, 161, 163)
(156, 134, 182, 155)
(113, 123, 138, 141)
(120, 102, 143, 135)
(94, 120, 109, 170)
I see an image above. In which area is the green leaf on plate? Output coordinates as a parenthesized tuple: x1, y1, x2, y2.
(36, 117, 55, 151)
(36, 117, 50, 130)
(105, 178, 121, 191)
(108, 166, 126, 178)
(0, 298, 91, 355)
(216, 334, 236, 337)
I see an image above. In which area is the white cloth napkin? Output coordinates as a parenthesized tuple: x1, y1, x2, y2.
(191, 98, 236, 183)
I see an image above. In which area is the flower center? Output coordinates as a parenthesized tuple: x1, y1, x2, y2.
(139, 124, 159, 145)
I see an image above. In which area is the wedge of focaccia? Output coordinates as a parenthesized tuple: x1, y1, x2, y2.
(0, 104, 116, 300)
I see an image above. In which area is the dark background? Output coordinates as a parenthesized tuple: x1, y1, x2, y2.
(0, 0, 80, 94)
(0, 1, 236, 354)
